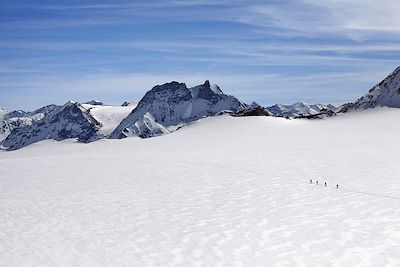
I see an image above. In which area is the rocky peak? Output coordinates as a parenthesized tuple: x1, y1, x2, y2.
(1, 101, 102, 150)
(121, 101, 137, 107)
(84, 100, 104, 106)
(339, 66, 400, 112)
(111, 80, 245, 139)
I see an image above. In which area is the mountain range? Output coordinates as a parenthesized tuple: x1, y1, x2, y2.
(2, 66, 400, 150)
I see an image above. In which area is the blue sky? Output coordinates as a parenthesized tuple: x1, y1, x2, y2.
(1, 0, 400, 110)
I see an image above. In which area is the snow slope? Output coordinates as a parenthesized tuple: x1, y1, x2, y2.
(81, 104, 137, 137)
(1, 109, 400, 266)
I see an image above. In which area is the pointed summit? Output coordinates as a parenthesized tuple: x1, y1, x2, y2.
(111, 81, 245, 139)
(2, 101, 101, 150)
(338, 66, 400, 112)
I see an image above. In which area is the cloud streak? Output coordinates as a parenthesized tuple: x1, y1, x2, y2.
(1, 0, 400, 110)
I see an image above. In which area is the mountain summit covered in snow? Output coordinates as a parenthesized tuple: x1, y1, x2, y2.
(5, 65, 400, 151)
(111, 80, 245, 138)
(338, 66, 400, 112)
(265, 102, 336, 117)
(2, 102, 101, 150)
(1, 102, 136, 150)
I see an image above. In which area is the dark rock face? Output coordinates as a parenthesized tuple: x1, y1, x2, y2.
(0, 105, 62, 143)
(2, 102, 101, 150)
(294, 108, 336, 119)
(336, 103, 355, 113)
(111, 81, 245, 139)
(121, 101, 137, 107)
(4, 110, 28, 119)
(233, 102, 271, 117)
(84, 100, 104, 106)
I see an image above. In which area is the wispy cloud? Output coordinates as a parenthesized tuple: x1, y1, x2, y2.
(1, 0, 400, 110)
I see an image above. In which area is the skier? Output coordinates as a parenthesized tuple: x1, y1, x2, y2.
(336, 184, 339, 189)
(316, 181, 319, 185)
(324, 182, 327, 187)
(310, 179, 312, 184)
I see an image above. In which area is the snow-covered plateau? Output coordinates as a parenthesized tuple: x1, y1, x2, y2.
(1, 108, 400, 266)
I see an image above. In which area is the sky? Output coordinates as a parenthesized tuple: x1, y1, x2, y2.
(1, 0, 400, 110)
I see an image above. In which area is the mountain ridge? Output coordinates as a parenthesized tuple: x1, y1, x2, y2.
(110, 80, 245, 139)
(338, 66, 400, 112)
(4, 65, 400, 150)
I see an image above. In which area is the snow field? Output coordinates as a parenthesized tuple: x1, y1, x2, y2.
(1, 108, 400, 266)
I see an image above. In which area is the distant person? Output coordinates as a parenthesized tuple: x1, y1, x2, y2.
(325, 182, 327, 187)
(336, 184, 339, 189)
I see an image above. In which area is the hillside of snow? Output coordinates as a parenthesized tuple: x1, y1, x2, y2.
(1, 108, 400, 266)
(81, 103, 137, 137)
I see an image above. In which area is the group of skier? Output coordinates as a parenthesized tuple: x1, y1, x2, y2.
(310, 179, 339, 189)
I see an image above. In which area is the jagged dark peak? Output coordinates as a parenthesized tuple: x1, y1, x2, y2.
(4, 110, 28, 119)
(121, 101, 137, 107)
(190, 80, 225, 100)
(110, 80, 245, 139)
(151, 81, 187, 93)
(326, 104, 337, 110)
(249, 101, 261, 108)
(136, 81, 191, 110)
(29, 104, 61, 116)
(84, 100, 104, 106)
(141, 81, 189, 99)
(56, 101, 101, 126)
(234, 103, 270, 117)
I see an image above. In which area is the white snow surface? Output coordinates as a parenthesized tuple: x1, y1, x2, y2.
(1, 108, 400, 266)
(82, 104, 136, 136)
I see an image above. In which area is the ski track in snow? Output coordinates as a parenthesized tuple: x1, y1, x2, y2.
(1, 109, 400, 266)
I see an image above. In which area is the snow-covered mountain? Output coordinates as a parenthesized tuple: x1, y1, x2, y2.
(1, 101, 137, 150)
(0, 105, 59, 142)
(266, 102, 336, 117)
(111, 80, 245, 138)
(1, 102, 101, 150)
(338, 66, 400, 112)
